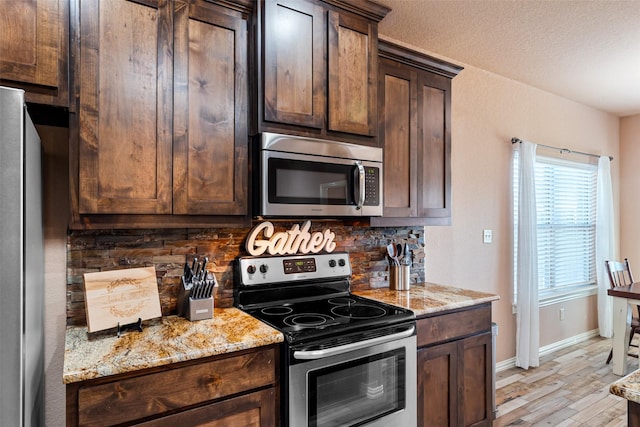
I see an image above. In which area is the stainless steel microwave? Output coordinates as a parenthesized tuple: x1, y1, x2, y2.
(255, 133, 383, 217)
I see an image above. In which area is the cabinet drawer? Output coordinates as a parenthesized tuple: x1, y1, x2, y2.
(135, 388, 276, 427)
(77, 347, 276, 426)
(417, 304, 491, 348)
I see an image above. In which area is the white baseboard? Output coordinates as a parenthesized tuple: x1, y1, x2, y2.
(495, 328, 601, 373)
(496, 357, 516, 372)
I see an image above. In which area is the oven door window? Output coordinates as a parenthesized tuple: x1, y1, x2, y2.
(268, 158, 355, 205)
(308, 349, 406, 427)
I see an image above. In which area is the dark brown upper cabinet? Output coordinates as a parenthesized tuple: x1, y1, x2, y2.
(70, 0, 252, 229)
(371, 40, 463, 227)
(75, 0, 173, 216)
(0, 0, 69, 107)
(256, 0, 389, 144)
(172, 1, 249, 217)
(262, 0, 325, 130)
(327, 9, 378, 136)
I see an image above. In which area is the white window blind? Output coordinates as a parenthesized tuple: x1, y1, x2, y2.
(513, 152, 597, 295)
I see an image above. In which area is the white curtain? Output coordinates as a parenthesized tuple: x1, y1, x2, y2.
(596, 156, 615, 338)
(515, 141, 539, 369)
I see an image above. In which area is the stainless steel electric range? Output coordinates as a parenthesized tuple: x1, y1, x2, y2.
(235, 252, 417, 427)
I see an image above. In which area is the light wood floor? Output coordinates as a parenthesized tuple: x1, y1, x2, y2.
(495, 335, 638, 426)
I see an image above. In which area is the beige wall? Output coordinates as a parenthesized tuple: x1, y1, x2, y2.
(380, 37, 620, 363)
(620, 115, 640, 265)
(539, 296, 598, 348)
(427, 60, 619, 363)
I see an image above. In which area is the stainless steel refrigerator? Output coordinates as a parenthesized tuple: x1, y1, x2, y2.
(0, 86, 44, 427)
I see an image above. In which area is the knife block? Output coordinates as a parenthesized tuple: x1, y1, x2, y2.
(176, 276, 190, 317)
(186, 296, 213, 321)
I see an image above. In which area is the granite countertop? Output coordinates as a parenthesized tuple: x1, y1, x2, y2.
(63, 307, 283, 384)
(610, 370, 640, 403)
(354, 282, 500, 317)
(64, 282, 498, 385)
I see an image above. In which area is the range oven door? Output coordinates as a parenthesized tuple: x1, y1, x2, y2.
(288, 325, 416, 427)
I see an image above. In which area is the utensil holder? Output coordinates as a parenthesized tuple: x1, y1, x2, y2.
(389, 264, 410, 291)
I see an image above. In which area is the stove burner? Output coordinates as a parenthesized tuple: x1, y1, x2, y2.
(284, 313, 334, 328)
(261, 306, 294, 316)
(328, 297, 357, 305)
(331, 304, 387, 319)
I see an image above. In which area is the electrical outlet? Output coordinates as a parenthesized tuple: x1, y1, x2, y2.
(483, 229, 492, 244)
(559, 308, 565, 321)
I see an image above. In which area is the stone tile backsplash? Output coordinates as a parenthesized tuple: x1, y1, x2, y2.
(66, 221, 425, 326)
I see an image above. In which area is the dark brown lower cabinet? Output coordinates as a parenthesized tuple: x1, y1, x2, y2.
(66, 345, 279, 427)
(417, 304, 494, 427)
(629, 401, 640, 427)
(134, 388, 276, 427)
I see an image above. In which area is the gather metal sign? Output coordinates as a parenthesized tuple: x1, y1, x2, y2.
(245, 220, 336, 256)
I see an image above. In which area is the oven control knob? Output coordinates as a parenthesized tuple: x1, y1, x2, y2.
(338, 259, 346, 267)
(247, 265, 256, 275)
(259, 264, 269, 274)
(329, 259, 337, 268)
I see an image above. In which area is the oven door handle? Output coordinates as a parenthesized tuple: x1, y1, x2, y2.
(293, 325, 415, 360)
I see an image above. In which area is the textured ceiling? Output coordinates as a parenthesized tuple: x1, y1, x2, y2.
(378, 0, 640, 117)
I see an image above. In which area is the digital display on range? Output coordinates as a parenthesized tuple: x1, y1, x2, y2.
(283, 258, 316, 274)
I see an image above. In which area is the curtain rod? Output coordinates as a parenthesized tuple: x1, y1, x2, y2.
(511, 137, 613, 161)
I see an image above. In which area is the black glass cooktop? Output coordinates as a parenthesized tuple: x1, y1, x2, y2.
(243, 293, 414, 344)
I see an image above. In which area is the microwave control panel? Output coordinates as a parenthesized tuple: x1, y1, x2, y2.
(364, 167, 380, 206)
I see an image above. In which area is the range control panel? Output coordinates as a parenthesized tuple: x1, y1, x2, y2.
(283, 258, 317, 274)
(238, 252, 351, 286)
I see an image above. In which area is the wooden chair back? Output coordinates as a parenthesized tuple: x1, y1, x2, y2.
(605, 258, 640, 364)
(606, 258, 634, 289)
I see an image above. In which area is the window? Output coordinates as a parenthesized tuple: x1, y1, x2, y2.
(513, 150, 598, 304)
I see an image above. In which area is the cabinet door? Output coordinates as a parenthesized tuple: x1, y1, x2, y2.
(378, 58, 418, 218)
(461, 332, 493, 427)
(418, 332, 493, 427)
(262, 0, 325, 129)
(372, 41, 459, 227)
(134, 388, 277, 427)
(327, 10, 377, 136)
(417, 72, 452, 219)
(173, 0, 248, 215)
(78, 0, 173, 214)
(0, 0, 68, 107)
(417, 341, 458, 427)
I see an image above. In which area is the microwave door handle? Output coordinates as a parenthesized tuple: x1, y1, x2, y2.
(354, 162, 365, 210)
